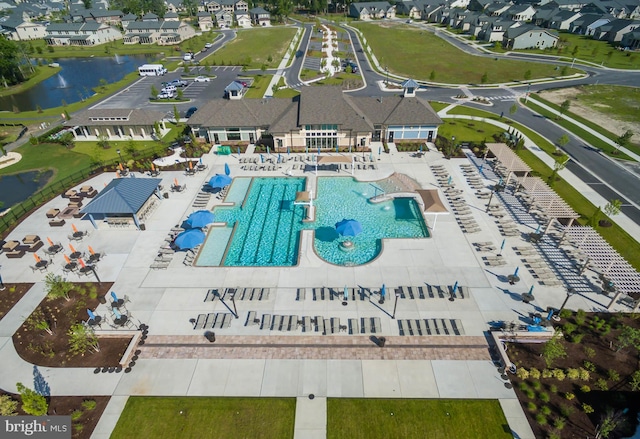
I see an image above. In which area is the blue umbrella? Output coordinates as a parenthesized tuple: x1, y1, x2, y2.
(378, 146, 382, 155)
(335, 219, 363, 237)
(535, 224, 541, 234)
(370, 152, 373, 162)
(224, 162, 230, 176)
(317, 146, 320, 155)
(184, 210, 215, 229)
(287, 147, 290, 156)
(237, 147, 241, 156)
(419, 144, 423, 153)
(113, 307, 122, 319)
(500, 239, 506, 251)
(87, 309, 96, 320)
(260, 154, 264, 163)
(199, 157, 203, 165)
(452, 281, 458, 294)
(513, 267, 520, 277)
(447, 176, 452, 185)
(528, 285, 534, 295)
(174, 229, 206, 250)
(335, 144, 339, 153)
(381, 284, 386, 300)
(344, 286, 348, 301)
(111, 291, 118, 302)
(267, 145, 270, 155)
(209, 174, 232, 189)
(278, 153, 281, 163)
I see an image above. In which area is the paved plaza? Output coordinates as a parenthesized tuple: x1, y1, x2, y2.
(1, 133, 637, 438)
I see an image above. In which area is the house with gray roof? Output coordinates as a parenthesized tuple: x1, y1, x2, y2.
(349, 1, 396, 19)
(64, 108, 169, 141)
(621, 28, 640, 48)
(548, 9, 582, 29)
(188, 86, 442, 151)
(569, 13, 612, 34)
(45, 21, 122, 45)
(249, 6, 270, 26)
(0, 17, 46, 40)
(505, 4, 537, 21)
(215, 9, 232, 27)
(164, 11, 179, 21)
(121, 13, 138, 30)
(591, 18, 640, 41)
(502, 24, 559, 49)
(80, 177, 163, 230)
(197, 11, 214, 30)
(396, 0, 424, 19)
(123, 19, 196, 44)
(235, 10, 251, 27)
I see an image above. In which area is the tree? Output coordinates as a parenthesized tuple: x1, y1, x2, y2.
(542, 332, 567, 367)
(25, 308, 53, 335)
(588, 206, 601, 227)
(182, 0, 198, 17)
(615, 325, 640, 352)
(173, 105, 180, 124)
(557, 134, 570, 148)
(176, 88, 184, 100)
(604, 199, 622, 219)
(99, 78, 108, 92)
(509, 103, 518, 116)
(58, 132, 74, 149)
(548, 151, 568, 186)
(615, 129, 633, 154)
(595, 409, 627, 439)
(97, 134, 110, 149)
(0, 394, 18, 416)
(561, 66, 568, 76)
(68, 323, 100, 355)
(150, 84, 158, 98)
(44, 273, 73, 301)
(16, 383, 48, 416)
(559, 99, 570, 116)
(572, 45, 579, 57)
(0, 37, 25, 86)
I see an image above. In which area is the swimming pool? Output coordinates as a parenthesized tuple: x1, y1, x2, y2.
(196, 176, 429, 267)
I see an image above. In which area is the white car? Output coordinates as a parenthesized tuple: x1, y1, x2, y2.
(157, 92, 174, 99)
(161, 85, 177, 93)
(183, 53, 193, 61)
(194, 76, 210, 83)
(204, 43, 213, 49)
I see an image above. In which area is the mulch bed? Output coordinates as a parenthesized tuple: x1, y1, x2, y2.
(0, 283, 34, 321)
(507, 311, 640, 439)
(12, 282, 132, 368)
(1, 391, 109, 439)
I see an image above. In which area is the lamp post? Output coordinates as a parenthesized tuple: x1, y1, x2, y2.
(385, 65, 389, 86)
(116, 149, 123, 165)
(486, 181, 504, 213)
(392, 291, 400, 319)
(557, 288, 575, 316)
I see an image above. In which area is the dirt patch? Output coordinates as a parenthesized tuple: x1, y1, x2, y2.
(507, 312, 640, 438)
(538, 87, 640, 141)
(12, 282, 132, 368)
(0, 392, 110, 439)
(0, 283, 34, 321)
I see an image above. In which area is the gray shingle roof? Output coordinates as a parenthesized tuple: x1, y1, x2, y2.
(66, 109, 166, 126)
(81, 178, 161, 215)
(346, 95, 443, 126)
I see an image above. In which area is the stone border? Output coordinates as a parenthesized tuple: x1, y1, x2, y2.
(96, 331, 142, 367)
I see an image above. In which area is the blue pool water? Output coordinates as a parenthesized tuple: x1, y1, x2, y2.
(196, 176, 429, 267)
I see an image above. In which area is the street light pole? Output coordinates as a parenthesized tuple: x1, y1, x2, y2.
(557, 288, 575, 316)
(392, 291, 400, 319)
(385, 66, 389, 86)
(116, 149, 122, 165)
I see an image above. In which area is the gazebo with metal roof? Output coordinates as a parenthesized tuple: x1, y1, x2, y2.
(559, 225, 640, 311)
(485, 143, 531, 185)
(80, 177, 162, 230)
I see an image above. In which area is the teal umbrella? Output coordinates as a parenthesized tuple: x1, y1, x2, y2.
(209, 174, 232, 189)
(184, 210, 214, 229)
(174, 229, 205, 250)
(335, 219, 362, 237)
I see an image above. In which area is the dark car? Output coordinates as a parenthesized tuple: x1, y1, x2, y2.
(185, 107, 198, 118)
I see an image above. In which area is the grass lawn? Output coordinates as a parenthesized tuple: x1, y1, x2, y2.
(205, 28, 297, 70)
(111, 397, 295, 439)
(244, 74, 273, 98)
(352, 23, 580, 84)
(0, 65, 61, 98)
(438, 119, 502, 143)
(327, 399, 512, 439)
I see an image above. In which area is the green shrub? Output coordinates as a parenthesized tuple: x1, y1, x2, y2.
(583, 346, 596, 358)
(70, 410, 83, 421)
(527, 402, 537, 412)
(565, 392, 575, 400)
(562, 322, 577, 335)
(542, 369, 553, 379)
(579, 368, 591, 381)
(541, 406, 552, 415)
(532, 381, 542, 390)
(630, 370, 640, 391)
(74, 424, 84, 433)
(608, 369, 620, 382)
(524, 389, 535, 399)
(81, 400, 97, 411)
(601, 324, 611, 335)
(554, 417, 566, 430)
(582, 403, 594, 414)
(583, 361, 596, 372)
(518, 382, 529, 391)
(539, 392, 550, 402)
(575, 309, 587, 325)
(535, 413, 547, 425)
(552, 369, 566, 381)
(571, 333, 585, 343)
(529, 368, 541, 379)
(516, 368, 530, 380)
(560, 404, 574, 417)
(550, 384, 558, 393)
(595, 378, 608, 391)
(559, 309, 572, 319)
(567, 368, 580, 380)
(580, 385, 591, 393)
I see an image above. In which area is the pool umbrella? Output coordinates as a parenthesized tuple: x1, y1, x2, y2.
(111, 291, 119, 302)
(47, 237, 54, 246)
(72, 224, 78, 233)
(267, 146, 270, 155)
(174, 229, 205, 250)
(189, 160, 193, 170)
(78, 258, 86, 268)
(69, 243, 76, 253)
(33, 253, 41, 263)
(335, 219, 362, 237)
(184, 210, 215, 229)
(199, 157, 203, 165)
(237, 147, 241, 156)
(224, 162, 230, 176)
(419, 144, 423, 153)
(344, 286, 348, 301)
(260, 154, 264, 163)
(208, 174, 232, 189)
(87, 309, 96, 320)
(113, 307, 122, 319)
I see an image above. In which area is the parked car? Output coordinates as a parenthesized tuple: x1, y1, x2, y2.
(170, 79, 188, 87)
(161, 85, 177, 93)
(236, 80, 248, 87)
(185, 107, 198, 118)
(157, 92, 174, 99)
(205, 43, 213, 49)
(194, 76, 210, 82)
(183, 53, 193, 61)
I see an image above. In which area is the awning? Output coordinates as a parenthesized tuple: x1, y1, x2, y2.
(416, 189, 448, 213)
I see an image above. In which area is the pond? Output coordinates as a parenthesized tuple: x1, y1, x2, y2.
(0, 170, 54, 209)
(0, 54, 158, 112)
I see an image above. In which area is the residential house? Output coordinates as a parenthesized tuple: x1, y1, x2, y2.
(142, 12, 159, 21)
(45, 22, 123, 45)
(235, 10, 251, 27)
(197, 11, 214, 31)
(533, 4, 560, 26)
(123, 19, 196, 45)
(215, 9, 233, 27)
(554, 0, 590, 11)
(0, 17, 46, 40)
(502, 24, 559, 49)
(164, 11, 179, 21)
(121, 13, 138, 30)
(477, 17, 518, 42)
(70, 8, 124, 25)
(486, 2, 511, 17)
(65, 108, 169, 141)
(505, 4, 537, 21)
(205, 0, 221, 13)
(218, 0, 248, 13)
(591, 18, 640, 42)
(396, 1, 423, 19)
(422, 3, 444, 22)
(349, 2, 396, 19)
(249, 6, 270, 26)
(188, 86, 442, 149)
(621, 29, 640, 48)
(569, 13, 612, 34)
(548, 9, 582, 29)
(224, 81, 245, 99)
(165, 0, 183, 13)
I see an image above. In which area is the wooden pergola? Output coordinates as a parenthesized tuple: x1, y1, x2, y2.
(486, 143, 531, 185)
(559, 225, 640, 311)
(515, 176, 580, 233)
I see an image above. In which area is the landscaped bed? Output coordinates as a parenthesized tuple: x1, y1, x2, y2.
(327, 398, 513, 438)
(110, 396, 296, 438)
(0, 283, 34, 321)
(507, 310, 640, 438)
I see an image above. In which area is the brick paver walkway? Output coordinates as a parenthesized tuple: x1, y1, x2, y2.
(140, 335, 490, 361)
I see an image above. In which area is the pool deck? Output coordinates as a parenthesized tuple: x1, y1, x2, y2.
(1, 145, 637, 439)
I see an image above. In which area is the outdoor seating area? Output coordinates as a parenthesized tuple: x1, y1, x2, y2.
(433, 164, 481, 234)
